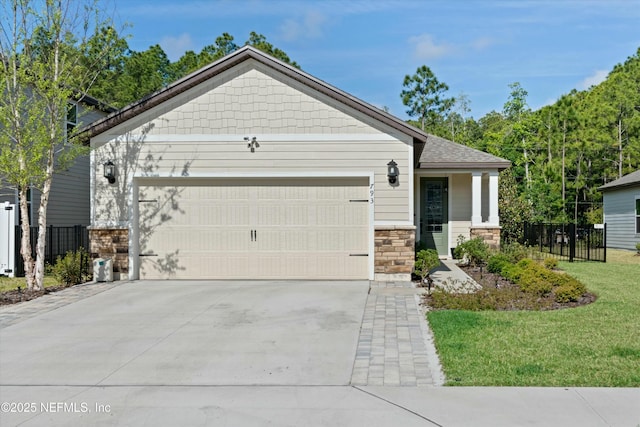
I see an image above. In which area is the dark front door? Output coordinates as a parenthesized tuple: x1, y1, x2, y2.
(420, 177, 448, 256)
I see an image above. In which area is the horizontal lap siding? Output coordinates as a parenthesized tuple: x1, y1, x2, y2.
(93, 139, 409, 224)
(92, 60, 412, 226)
(451, 174, 472, 242)
(603, 187, 640, 250)
(47, 155, 90, 226)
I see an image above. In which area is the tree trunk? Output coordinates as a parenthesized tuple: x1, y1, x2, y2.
(618, 117, 623, 179)
(18, 185, 35, 290)
(32, 106, 59, 291)
(562, 127, 566, 219)
(523, 136, 530, 188)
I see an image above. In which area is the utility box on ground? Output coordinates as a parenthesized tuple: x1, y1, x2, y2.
(93, 258, 113, 282)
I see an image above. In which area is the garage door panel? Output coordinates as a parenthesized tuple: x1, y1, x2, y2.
(139, 178, 370, 280)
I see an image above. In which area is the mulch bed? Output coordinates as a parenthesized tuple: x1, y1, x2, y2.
(0, 284, 71, 306)
(420, 264, 597, 311)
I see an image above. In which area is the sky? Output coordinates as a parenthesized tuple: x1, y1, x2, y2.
(113, 0, 640, 121)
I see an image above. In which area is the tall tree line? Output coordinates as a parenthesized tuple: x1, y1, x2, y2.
(88, 31, 299, 108)
(403, 48, 640, 227)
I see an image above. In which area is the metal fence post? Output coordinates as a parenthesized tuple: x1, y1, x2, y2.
(603, 223, 607, 263)
(569, 223, 575, 262)
(585, 226, 593, 261)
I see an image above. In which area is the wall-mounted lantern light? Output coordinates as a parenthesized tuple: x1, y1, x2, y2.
(387, 160, 399, 185)
(103, 161, 116, 184)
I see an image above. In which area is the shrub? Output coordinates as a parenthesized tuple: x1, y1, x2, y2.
(428, 289, 496, 311)
(554, 281, 587, 303)
(500, 242, 529, 263)
(52, 248, 91, 286)
(414, 249, 440, 290)
(518, 270, 553, 296)
(487, 253, 512, 274)
(428, 286, 547, 311)
(454, 236, 491, 266)
(543, 258, 558, 270)
(501, 258, 585, 299)
(636, 242, 640, 254)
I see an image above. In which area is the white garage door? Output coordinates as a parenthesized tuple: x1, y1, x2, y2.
(138, 178, 370, 280)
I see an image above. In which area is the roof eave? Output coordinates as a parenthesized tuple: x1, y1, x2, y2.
(599, 182, 640, 191)
(418, 161, 511, 170)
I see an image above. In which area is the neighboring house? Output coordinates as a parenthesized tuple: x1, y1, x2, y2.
(84, 46, 509, 281)
(599, 170, 640, 251)
(0, 96, 115, 227)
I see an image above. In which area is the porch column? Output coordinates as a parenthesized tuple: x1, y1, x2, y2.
(488, 171, 499, 226)
(471, 171, 483, 226)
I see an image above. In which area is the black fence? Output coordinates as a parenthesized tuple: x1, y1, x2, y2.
(14, 225, 89, 276)
(521, 223, 606, 262)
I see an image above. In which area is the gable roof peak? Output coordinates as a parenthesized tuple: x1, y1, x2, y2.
(80, 45, 430, 144)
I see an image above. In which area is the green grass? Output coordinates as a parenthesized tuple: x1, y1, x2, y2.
(0, 276, 59, 293)
(427, 249, 640, 386)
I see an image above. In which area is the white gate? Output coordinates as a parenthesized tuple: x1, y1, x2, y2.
(0, 202, 16, 277)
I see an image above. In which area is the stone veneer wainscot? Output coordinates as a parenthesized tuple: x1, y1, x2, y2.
(374, 225, 416, 281)
(470, 226, 501, 250)
(89, 228, 129, 280)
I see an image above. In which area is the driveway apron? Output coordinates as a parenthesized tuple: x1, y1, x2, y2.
(1, 281, 371, 387)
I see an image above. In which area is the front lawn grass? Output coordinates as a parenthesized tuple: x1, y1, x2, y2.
(0, 276, 59, 293)
(427, 250, 640, 386)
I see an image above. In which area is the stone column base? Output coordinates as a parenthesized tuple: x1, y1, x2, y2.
(89, 228, 129, 280)
(374, 225, 416, 282)
(470, 226, 501, 250)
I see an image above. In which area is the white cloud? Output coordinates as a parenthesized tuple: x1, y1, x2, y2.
(160, 33, 194, 61)
(280, 10, 327, 41)
(409, 34, 454, 60)
(578, 69, 608, 90)
(471, 36, 495, 51)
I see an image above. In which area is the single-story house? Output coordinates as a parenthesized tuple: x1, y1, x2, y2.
(83, 46, 510, 281)
(599, 170, 640, 251)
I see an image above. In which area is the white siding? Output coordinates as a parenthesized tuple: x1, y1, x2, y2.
(481, 173, 489, 222)
(92, 61, 412, 226)
(451, 174, 472, 242)
(603, 186, 640, 250)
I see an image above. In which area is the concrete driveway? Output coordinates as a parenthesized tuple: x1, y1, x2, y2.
(0, 280, 369, 387)
(2, 280, 639, 426)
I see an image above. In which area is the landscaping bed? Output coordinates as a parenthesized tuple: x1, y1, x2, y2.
(424, 264, 597, 311)
(0, 283, 74, 306)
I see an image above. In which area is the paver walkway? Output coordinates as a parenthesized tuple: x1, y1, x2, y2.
(350, 281, 444, 387)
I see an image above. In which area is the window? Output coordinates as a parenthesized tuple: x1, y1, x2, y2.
(66, 103, 77, 140)
(636, 198, 640, 234)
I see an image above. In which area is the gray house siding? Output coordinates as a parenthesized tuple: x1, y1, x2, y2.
(603, 185, 640, 250)
(0, 104, 108, 226)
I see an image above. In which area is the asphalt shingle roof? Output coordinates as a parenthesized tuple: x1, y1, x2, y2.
(598, 170, 640, 191)
(417, 133, 511, 169)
